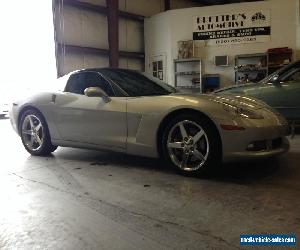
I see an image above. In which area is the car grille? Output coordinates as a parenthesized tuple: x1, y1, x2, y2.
(272, 137, 283, 149)
(247, 137, 283, 152)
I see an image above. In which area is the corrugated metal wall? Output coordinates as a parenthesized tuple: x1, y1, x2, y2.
(53, 0, 199, 76)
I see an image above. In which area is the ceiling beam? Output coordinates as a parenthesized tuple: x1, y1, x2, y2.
(55, 0, 144, 22)
(106, 0, 119, 68)
(195, 0, 262, 6)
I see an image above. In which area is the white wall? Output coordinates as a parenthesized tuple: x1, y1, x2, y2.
(295, 0, 300, 59)
(145, 0, 300, 87)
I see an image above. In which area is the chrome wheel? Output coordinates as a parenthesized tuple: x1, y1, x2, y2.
(167, 120, 209, 172)
(21, 114, 44, 152)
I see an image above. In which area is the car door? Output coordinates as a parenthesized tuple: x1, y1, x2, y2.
(258, 67, 300, 121)
(275, 68, 300, 120)
(53, 71, 127, 151)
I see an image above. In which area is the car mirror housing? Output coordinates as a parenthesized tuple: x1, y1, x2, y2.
(269, 75, 280, 85)
(84, 87, 111, 102)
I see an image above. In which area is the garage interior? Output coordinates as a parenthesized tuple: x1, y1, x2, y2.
(0, 0, 300, 249)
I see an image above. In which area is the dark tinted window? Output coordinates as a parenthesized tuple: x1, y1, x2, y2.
(101, 69, 175, 97)
(65, 72, 114, 96)
(65, 73, 85, 94)
(85, 72, 114, 96)
(281, 67, 300, 82)
(260, 61, 300, 84)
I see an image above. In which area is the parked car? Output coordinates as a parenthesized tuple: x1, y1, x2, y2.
(0, 88, 9, 118)
(0, 86, 36, 118)
(9, 68, 289, 175)
(0, 102, 9, 118)
(215, 60, 300, 124)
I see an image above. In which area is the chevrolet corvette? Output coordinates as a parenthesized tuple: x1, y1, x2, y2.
(215, 60, 300, 123)
(9, 68, 290, 175)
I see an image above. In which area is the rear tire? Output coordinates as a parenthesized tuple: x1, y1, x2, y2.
(20, 109, 57, 156)
(161, 113, 222, 176)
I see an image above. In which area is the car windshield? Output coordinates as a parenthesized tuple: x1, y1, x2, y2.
(259, 62, 299, 84)
(101, 69, 176, 96)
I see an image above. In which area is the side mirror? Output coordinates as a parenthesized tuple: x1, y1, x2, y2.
(84, 87, 111, 103)
(269, 75, 280, 85)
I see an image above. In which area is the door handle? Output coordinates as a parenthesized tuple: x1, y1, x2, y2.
(51, 94, 57, 103)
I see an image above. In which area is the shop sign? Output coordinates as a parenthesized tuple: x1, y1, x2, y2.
(193, 10, 271, 46)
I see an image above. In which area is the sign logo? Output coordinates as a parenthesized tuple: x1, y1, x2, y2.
(251, 12, 266, 24)
(193, 10, 271, 46)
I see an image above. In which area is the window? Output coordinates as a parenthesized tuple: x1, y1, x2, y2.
(152, 60, 163, 80)
(283, 68, 300, 82)
(101, 69, 175, 97)
(260, 62, 300, 84)
(65, 73, 86, 94)
(85, 72, 114, 96)
(65, 72, 114, 96)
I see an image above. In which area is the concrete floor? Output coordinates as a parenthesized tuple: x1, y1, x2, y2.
(0, 117, 299, 250)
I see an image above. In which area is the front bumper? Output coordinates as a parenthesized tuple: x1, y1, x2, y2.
(9, 104, 20, 135)
(221, 124, 290, 162)
(223, 137, 289, 162)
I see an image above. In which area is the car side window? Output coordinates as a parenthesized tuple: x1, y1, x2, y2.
(65, 73, 86, 94)
(287, 71, 300, 82)
(281, 67, 300, 82)
(85, 72, 115, 96)
(65, 72, 115, 96)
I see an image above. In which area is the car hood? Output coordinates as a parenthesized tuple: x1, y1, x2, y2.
(214, 82, 261, 94)
(170, 92, 267, 110)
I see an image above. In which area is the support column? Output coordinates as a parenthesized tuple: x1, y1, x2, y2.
(106, 0, 119, 68)
(164, 0, 171, 11)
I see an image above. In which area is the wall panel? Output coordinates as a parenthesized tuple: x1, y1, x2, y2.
(119, 58, 144, 71)
(119, 0, 164, 17)
(79, 0, 106, 6)
(57, 51, 109, 75)
(119, 18, 144, 52)
(55, 5, 108, 49)
(55, 0, 199, 75)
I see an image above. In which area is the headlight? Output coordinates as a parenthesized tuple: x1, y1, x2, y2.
(222, 102, 264, 119)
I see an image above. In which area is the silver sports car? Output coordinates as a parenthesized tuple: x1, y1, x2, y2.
(10, 68, 290, 175)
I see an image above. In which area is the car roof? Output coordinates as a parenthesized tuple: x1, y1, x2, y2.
(74, 68, 138, 74)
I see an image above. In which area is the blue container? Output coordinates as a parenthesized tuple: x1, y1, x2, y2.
(203, 74, 220, 90)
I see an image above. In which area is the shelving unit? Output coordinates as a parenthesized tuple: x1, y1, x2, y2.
(175, 71, 201, 76)
(235, 53, 268, 85)
(174, 58, 202, 93)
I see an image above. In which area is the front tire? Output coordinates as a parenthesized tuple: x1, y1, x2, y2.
(161, 114, 222, 176)
(20, 109, 57, 156)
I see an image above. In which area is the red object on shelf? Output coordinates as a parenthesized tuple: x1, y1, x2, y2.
(267, 47, 292, 73)
(268, 47, 292, 55)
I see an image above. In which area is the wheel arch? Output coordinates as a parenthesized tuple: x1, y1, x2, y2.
(156, 108, 222, 158)
(17, 105, 58, 155)
(17, 105, 46, 133)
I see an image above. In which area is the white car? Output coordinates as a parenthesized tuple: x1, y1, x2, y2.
(9, 68, 290, 175)
(0, 86, 33, 118)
